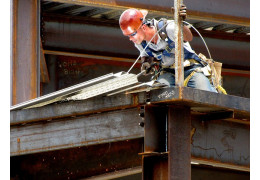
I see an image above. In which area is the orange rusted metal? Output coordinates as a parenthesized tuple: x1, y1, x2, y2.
(12, 0, 39, 105)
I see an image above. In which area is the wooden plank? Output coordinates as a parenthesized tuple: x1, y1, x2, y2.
(11, 108, 144, 156)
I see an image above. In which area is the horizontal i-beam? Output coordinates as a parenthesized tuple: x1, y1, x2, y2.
(48, 0, 249, 26)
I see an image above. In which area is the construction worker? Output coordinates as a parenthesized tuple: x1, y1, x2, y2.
(119, 6, 217, 92)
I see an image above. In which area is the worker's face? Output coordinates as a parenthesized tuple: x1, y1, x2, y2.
(127, 25, 145, 45)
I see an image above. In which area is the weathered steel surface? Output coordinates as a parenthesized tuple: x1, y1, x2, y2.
(11, 108, 144, 156)
(10, 87, 250, 169)
(12, 0, 39, 105)
(48, 0, 249, 26)
(191, 166, 249, 180)
(168, 105, 191, 180)
(42, 21, 250, 68)
(143, 155, 168, 180)
(10, 108, 250, 168)
(11, 138, 143, 180)
(144, 105, 167, 152)
(10, 141, 250, 180)
(11, 87, 249, 126)
(149, 87, 250, 113)
(191, 118, 250, 167)
(10, 92, 146, 125)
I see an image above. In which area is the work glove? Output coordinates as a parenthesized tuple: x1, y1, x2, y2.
(179, 4, 187, 20)
(141, 57, 155, 76)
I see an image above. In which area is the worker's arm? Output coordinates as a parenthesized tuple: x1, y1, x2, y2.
(179, 4, 193, 42)
(183, 25, 193, 42)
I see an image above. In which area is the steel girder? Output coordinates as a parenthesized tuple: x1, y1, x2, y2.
(46, 0, 249, 26)
(41, 21, 250, 68)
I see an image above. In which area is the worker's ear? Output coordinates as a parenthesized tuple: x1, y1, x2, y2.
(141, 24, 147, 31)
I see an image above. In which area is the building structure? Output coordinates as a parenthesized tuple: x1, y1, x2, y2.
(11, 0, 250, 179)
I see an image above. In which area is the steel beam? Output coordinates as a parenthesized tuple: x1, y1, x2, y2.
(11, 138, 143, 179)
(10, 108, 249, 169)
(41, 21, 250, 68)
(148, 87, 250, 113)
(10, 87, 249, 169)
(10, 141, 250, 180)
(11, 87, 249, 125)
(11, 0, 40, 105)
(10, 92, 146, 125)
(144, 105, 167, 152)
(48, 0, 249, 26)
(168, 105, 191, 180)
(10, 108, 144, 156)
(142, 105, 168, 180)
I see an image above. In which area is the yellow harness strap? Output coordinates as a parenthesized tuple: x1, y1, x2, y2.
(216, 85, 227, 94)
(184, 71, 196, 87)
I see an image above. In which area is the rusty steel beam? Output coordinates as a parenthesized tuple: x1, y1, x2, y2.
(10, 108, 144, 156)
(143, 155, 168, 180)
(144, 105, 167, 152)
(11, 87, 249, 126)
(41, 21, 250, 68)
(12, 0, 40, 105)
(42, 13, 250, 42)
(10, 92, 146, 125)
(10, 140, 250, 180)
(148, 87, 250, 113)
(168, 105, 191, 180)
(10, 108, 249, 169)
(11, 138, 143, 179)
(47, 0, 249, 26)
(142, 105, 168, 180)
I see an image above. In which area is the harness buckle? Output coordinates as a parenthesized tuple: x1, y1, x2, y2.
(165, 46, 172, 53)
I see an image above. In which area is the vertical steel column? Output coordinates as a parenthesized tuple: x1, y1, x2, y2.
(168, 105, 191, 180)
(144, 105, 167, 152)
(143, 105, 168, 180)
(11, 0, 40, 105)
(174, 0, 184, 86)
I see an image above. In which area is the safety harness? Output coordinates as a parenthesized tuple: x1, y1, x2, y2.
(140, 18, 205, 86)
(140, 18, 227, 94)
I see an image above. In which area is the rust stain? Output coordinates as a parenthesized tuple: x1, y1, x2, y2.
(132, 94, 139, 106)
(179, 86, 183, 99)
(190, 128, 196, 144)
(17, 138, 20, 153)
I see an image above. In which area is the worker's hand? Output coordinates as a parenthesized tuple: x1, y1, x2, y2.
(141, 62, 152, 75)
(179, 4, 187, 20)
(140, 57, 155, 75)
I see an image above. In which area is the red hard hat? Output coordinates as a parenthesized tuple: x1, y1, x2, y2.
(119, 9, 148, 36)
